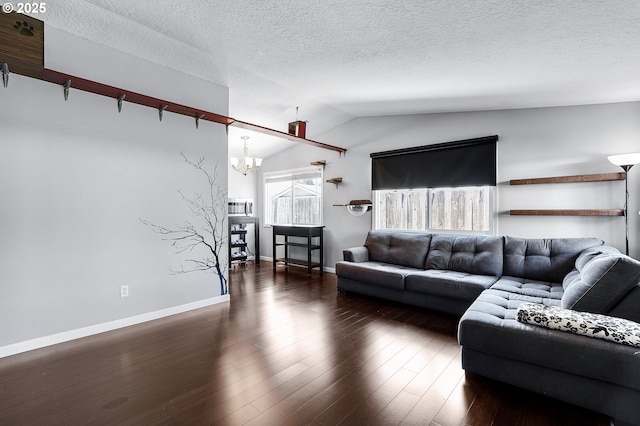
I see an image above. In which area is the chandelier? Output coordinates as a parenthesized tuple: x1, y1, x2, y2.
(231, 136, 262, 176)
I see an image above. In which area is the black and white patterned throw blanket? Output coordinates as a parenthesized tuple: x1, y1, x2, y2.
(516, 302, 640, 348)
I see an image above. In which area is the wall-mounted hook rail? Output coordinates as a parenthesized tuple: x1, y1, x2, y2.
(39, 69, 347, 153)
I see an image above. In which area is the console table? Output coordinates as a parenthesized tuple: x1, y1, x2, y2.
(228, 216, 260, 267)
(272, 225, 324, 275)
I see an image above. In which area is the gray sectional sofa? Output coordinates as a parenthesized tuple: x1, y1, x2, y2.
(336, 230, 640, 426)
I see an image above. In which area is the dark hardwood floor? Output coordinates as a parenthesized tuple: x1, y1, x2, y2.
(0, 262, 610, 425)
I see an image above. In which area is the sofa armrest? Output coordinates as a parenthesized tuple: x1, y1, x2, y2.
(343, 246, 369, 262)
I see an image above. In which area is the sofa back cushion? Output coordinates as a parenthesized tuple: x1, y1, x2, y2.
(503, 236, 603, 283)
(561, 247, 640, 322)
(364, 230, 432, 269)
(425, 235, 504, 276)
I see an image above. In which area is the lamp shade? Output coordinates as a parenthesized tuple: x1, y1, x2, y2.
(608, 152, 640, 167)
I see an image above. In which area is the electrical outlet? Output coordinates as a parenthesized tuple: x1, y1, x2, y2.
(120, 285, 129, 298)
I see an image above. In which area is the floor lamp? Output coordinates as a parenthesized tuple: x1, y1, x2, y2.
(608, 152, 640, 255)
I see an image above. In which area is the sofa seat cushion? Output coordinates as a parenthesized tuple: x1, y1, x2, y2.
(458, 288, 640, 392)
(426, 234, 504, 277)
(405, 270, 499, 301)
(490, 276, 564, 300)
(459, 288, 562, 323)
(335, 261, 414, 291)
(364, 230, 432, 269)
(503, 236, 603, 283)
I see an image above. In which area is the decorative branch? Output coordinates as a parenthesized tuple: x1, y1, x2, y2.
(141, 153, 228, 295)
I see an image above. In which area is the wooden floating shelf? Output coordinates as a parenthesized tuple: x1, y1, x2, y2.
(326, 177, 343, 186)
(510, 172, 626, 185)
(509, 209, 625, 216)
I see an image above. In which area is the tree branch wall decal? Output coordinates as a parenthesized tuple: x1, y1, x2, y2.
(141, 153, 228, 295)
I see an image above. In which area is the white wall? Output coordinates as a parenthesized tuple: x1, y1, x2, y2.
(0, 28, 229, 352)
(259, 102, 640, 268)
(228, 163, 259, 200)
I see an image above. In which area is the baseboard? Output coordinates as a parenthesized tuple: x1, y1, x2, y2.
(0, 294, 230, 359)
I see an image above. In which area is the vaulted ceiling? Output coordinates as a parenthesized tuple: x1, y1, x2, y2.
(38, 1, 640, 157)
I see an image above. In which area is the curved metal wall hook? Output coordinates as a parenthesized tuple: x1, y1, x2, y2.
(2, 63, 8, 88)
(158, 105, 168, 121)
(63, 80, 71, 100)
(117, 94, 126, 112)
(195, 114, 204, 129)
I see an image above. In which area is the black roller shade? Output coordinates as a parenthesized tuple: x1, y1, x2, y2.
(371, 135, 498, 190)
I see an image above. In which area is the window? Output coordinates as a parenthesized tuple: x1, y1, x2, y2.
(264, 167, 323, 225)
(370, 135, 497, 234)
(373, 186, 493, 233)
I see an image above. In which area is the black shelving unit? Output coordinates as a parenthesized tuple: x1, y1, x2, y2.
(228, 216, 260, 268)
(272, 225, 324, 275)
(230, 228, 248, 265)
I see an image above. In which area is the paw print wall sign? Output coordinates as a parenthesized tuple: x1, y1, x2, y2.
(0, 12, 44, 79)
(14, 20, 34, 37)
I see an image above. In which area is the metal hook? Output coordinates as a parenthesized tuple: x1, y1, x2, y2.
(63, 80, 71, 101)
(117, 94, 126, 113)
(2, 63, 8, 88)
(158, 105, 168, 121)
(195, 114, 204, 129)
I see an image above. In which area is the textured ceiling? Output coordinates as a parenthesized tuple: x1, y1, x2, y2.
(34, 1, 640, 157)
